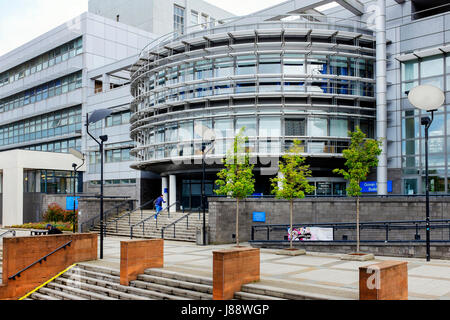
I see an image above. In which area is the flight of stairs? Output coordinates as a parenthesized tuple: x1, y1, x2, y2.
(91, 209, 207, 242)
(25, 263, 286, 300)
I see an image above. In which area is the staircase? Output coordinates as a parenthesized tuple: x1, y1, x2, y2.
(24, 263, 290, 300)
(90, 209, 207, 242)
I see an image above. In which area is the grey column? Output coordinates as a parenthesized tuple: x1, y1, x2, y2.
(161, 176, 168, 209)
(169, 175, 177, 213)
(376, 0, 388, 195)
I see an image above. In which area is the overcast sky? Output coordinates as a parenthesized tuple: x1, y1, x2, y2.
(0, 0, 286, 57)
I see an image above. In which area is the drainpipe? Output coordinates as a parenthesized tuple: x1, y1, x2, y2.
(376, 0, 388, 195)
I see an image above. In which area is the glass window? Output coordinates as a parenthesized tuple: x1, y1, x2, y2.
(214, 118, 233, 140)
(259, 54, 281, 74)
(421, 56, 443, 78)
(174, 5, 185, 36)
(330, 119, 348, 137)
(236, 55, 256, 75)
(285, 119, 306, 136)
(191, 11, 198, 25)
(179, 121, 193, 141)
(308, 118, 328, 136)
(308, 55, 328, 75)
(283, 54, 305, 74)
(236, 117, 256, 136)
(259, 117, 281, 137)
(194, 119, 213, 140)
(214, 58, 234, 78)
(402, 60, 419, 81)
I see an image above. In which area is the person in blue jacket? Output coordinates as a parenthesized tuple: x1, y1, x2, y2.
(154, 195, 166, 219)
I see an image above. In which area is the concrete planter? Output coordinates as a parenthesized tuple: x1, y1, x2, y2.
(275, 248, 306, 256)
(341, 252, 375, 261)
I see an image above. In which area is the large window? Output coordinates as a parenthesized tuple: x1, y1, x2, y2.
(308, 118, 328, 136)
(0, 106, 82, 147)
(174, 5, 185, 36)
(0, 71, 82, 113)
(0, 37, 82, 88)
(285, 119, 306, 136)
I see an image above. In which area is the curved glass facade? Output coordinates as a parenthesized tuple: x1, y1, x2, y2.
(130, 18, 376, 176)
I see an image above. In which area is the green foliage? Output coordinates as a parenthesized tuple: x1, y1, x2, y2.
(214, 127, 255, 199)
(271, 140, 315, 200)
(10, 222, 73, 232)
(333, 127, 382, 197)
(43, 203, 77, 224)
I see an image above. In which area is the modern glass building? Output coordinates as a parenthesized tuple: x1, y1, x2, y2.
(129, 13, 377, 208)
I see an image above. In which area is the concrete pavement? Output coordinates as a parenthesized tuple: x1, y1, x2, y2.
(2, 229, 450, 300)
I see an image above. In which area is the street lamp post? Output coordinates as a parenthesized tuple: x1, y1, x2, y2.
(201, 139, 215, 246)
(69, 148, 85, 234)
(86, 109, 113, 259)
(408, 85, 445, 262)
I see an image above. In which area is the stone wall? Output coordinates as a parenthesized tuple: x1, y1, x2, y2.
(208, 197, 450, 245)
(78, 198, 136, 232)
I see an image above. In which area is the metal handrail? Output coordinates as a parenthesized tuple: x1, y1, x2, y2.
(105, 198, 157, 236)
(0, 230, 16, 238)
(161, 207, 201, 240)
(8, 241, 72, 281)
(81, 199, 135, 231)
(130, 201, 181, 239)
(250, 219, 450, 243)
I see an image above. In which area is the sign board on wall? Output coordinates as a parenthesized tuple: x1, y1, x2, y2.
(66, 196, 79, 210)
(288, 227, 334, 241)
(360, 181, 393, 193)
(253, 212, 266, 223)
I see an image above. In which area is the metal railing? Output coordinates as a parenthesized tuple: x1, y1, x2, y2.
(0, 230, 16, 238)
(250, 219, 450, 244)
(8, 241, 72, 281)
(161, 207, 201, 240)
(81, 199, 135, 232)
(105, 198, 157, 236)
(130, 201, 181, 239)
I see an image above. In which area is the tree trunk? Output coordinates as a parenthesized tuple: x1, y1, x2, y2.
(356, 196, 360, 253)
(290, 199, 293, 249)
(236, 198, 239, 247)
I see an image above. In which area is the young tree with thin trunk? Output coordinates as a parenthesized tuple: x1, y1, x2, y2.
(214, 128, 255, 247)
(333, 127, 382, 253)
(271, 140, 315, 249)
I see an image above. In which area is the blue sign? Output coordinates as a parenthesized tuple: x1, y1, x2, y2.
(66, 196, 80, 210)
(164, 188, 168, 193)
(253, 212, 266, 223)
(360, 181, 393, 193)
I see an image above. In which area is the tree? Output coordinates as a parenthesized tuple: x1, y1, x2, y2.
(333, 127, 382, 253)
(214, 127, 255, 247)
(271, 140, 316, 249)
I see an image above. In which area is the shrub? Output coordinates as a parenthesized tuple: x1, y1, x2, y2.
(43, 203, 78, 223)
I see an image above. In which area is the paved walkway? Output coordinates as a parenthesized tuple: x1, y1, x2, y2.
(86, 236, 450, 300)
(2, 230, 450, 300)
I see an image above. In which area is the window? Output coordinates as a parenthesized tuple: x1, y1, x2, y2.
(421, 56, 443, 78)
(191, 11, 198, 25)
(236, 117, 257, 136)
(330, 119, 348, 137)
(174, 5, 185, 36)
(308, 118, 328, 136)
(259, 117, 281, 137)
(285, 119, 306, 136)
(201, 14, 208, 29)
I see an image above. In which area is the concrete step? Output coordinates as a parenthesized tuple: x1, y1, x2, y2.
(234, 291, 286, 300)
(46, 281, 115, 300)
(37, 286, 88, 300)
(130, 278, 212, 300)
(136, 274, 213, 294)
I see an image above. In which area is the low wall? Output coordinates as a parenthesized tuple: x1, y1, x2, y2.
(120, 239, 164, 286)
(0, 233, 98, 300)
(208, 197, 450, 247)
(78, 198, 136, 232)
(213, 247, 260, 300)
